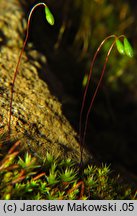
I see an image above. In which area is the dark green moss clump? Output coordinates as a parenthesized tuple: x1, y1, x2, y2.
(0, 130, 136, 200)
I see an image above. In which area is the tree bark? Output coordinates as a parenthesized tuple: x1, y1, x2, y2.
(0, 0, 91, 163)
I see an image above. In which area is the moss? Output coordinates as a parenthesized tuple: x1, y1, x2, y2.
(0, 130, 136, 200)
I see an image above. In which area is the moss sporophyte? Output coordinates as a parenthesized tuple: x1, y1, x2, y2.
(8, 2, 55, 136)
(79, 35, 134, 164)
(7, 2, 134, 165)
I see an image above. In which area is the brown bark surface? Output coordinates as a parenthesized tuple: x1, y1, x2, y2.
(0, 0, 91, 162)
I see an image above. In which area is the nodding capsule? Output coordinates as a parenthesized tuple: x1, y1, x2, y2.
(45, 6, 55, 26)
(116, 39, 125, 55)
(124, 37, 134, 58)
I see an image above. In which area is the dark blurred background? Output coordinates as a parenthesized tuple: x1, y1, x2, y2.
(22, 0, 137, 182)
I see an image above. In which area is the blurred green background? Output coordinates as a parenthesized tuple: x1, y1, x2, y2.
(25, 0, 137, 177)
